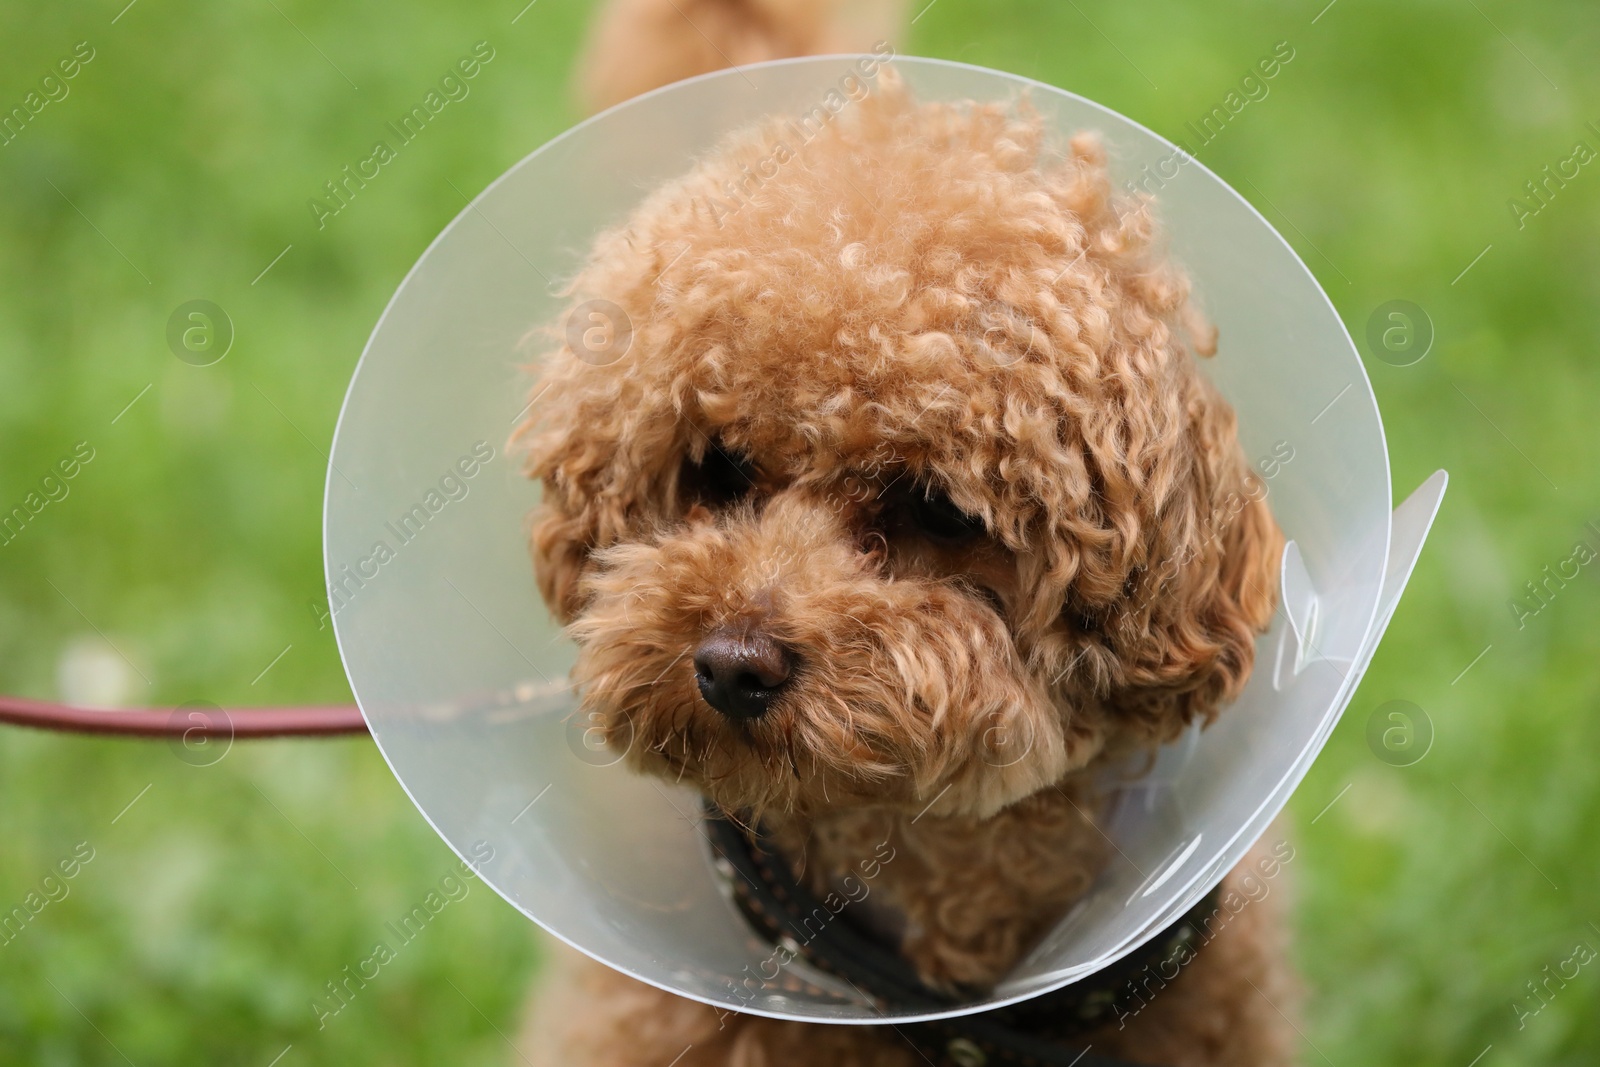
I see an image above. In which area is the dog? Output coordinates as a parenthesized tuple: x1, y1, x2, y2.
(514, 3, 1293, 1063)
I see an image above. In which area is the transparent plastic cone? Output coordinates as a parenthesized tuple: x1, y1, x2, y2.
(324, 55, 1446, 1023)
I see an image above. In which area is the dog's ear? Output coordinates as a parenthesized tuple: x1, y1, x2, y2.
(520, 390, 605, 624)
(529, 491, 595, 625)
(1091, 386, 1284, 743)
(515, 357, 657, 626)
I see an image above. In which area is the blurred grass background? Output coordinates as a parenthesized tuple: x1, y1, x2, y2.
(1, 0, 1597, 1063)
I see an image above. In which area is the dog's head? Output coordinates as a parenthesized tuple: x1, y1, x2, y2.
(518, 78, 1281, 821)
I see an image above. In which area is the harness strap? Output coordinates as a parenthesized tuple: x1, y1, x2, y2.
(704, 806, 1217, 1067)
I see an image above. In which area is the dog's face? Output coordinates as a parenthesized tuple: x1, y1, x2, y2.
(519, 79, 1281, 820)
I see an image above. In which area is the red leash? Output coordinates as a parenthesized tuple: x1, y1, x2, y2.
(0, 694, 368, 738)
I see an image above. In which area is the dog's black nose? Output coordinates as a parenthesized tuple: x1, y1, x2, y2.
(692, 628, 792, 721)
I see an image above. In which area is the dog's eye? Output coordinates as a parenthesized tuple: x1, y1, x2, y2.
(683, 443, 759, 508)
(907, 490, 984, 543)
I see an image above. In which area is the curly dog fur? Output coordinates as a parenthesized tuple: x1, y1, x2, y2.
(515, 12, 1292, 1063)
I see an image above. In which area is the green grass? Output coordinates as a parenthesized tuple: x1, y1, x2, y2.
(2, 0, 1598, 1063)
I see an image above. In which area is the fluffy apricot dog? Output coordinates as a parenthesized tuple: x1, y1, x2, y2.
(515, 7, 1291, 1064)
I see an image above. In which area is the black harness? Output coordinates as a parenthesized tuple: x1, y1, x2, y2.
(704, 806, 1217, 1067)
